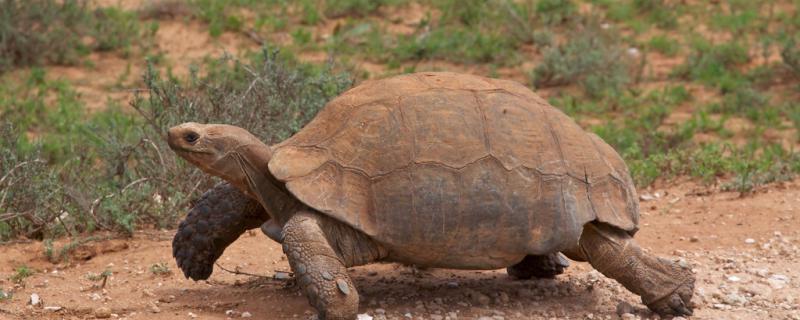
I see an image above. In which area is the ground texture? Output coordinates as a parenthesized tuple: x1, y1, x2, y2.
(1, 179, 798, 320)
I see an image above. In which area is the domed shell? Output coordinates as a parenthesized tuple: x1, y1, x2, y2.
(268, 72, 639, 268)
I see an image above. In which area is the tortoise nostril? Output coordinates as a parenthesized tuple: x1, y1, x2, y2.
(184, 132, 199, 144)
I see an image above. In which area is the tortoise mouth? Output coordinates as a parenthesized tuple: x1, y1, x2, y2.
(171, 146, 214, 155)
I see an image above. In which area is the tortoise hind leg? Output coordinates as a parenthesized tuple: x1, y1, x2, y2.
(507, 253, 570, 279)
(579, 222, 695, 317)
(173, 182, 269, 280)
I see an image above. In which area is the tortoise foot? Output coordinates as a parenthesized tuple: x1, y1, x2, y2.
(507, 253, 570, 279)
(647, 270, 695, 316)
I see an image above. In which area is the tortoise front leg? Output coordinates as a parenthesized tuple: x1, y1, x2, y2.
(507, 253, 570, 279)
(282, 211, 386, 320)
(173, 182, 269, 280)
(579, 222, 695, 316)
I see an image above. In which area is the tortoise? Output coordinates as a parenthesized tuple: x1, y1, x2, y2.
(168, 72, 695, 319)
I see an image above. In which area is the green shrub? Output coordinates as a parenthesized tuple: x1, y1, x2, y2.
(0, 0, 90, 71)
(673, 38, 750, 90)
(531, 22, 632, 98)
(324, 0, 394, 18)
(0, 0, 146, 72)
(0, 46, 352, 242)
(782, 36, 800, 77)
(646, 35, 679, 56)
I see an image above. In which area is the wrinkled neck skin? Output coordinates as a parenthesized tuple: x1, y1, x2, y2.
(212, 143, 302, 226)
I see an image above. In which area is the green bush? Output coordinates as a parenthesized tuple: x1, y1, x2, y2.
(324, 0, 394, 18)
(0, 0, 146, 73)
(531, 22, 632, 98)
(0, 46, 352, 241)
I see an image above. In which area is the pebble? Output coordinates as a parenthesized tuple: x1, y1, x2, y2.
(242, 311, 253, 318)
(188, 312, 197, 318)
(149, 302, 161, 313)
(722, 293, 746, 306)
(745, 238, 756, 244)
(274, 271, 291, 280)
(727, 275, 741, 282)
(95, 307, 111, 319)
(673, 317, 687, 320)
(620, 313, 636, 320)
(446, 281, 459, 288)
(767, 274, 789, 289)
(159, 295, 176, 303)
(29, 293, 41, 306)
(43, 306, 62, 312)
(466, 290, 491, 306)
(142, 289, 156, 298)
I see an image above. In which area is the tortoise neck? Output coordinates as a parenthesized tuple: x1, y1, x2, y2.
(233, 144, 302, 226)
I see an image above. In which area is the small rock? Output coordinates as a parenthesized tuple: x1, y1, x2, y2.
(149, 302, 161, 313)
(226, 310, 240, 317)
(616, 301, 635, 316)
(722, 293, 746, 306)
(768, 274, 790, 289)
(689, 236, 699, 242)
(43, 306, 62, 312)
(431, 315, 444, 320)
(745, 238, 756, 244)
(242, 311, 253, 318)
(374, 308, 386, 315)
(466, 290, 491, 306)
(446, 281, 459, 288)
(727, 275, 741, 282)
(403, 312, 412, 318)
(142, 289, 156, 298)
(29, 293, 41, 306)
(620, 313, 636, 320)
(95, 307, 112, 319)
(159, 295, 176, 303)
(356, 314, 372, 320)
(673, 317, 687, 320)
(640, 194, 655, 201)
(188, 312, 197, 318)
(274, 271, 291, 280)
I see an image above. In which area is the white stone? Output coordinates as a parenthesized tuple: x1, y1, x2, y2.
(29, 293, 41, 306)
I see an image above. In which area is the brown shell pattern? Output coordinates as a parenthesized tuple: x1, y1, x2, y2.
(269, 72, 639, 264)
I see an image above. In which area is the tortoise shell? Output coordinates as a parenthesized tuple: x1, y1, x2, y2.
(268, 72, 639, 268)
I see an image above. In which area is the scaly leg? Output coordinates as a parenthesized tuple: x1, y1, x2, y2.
(282, 211, 386, 320)
(579, 222, 695, 316)
(173, 182, 269, 280)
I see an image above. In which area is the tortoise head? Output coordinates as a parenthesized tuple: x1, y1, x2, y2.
(167, 122, 272, 198)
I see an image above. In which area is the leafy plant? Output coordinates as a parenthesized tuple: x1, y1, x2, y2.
(532, 21, 632, 98)
(10, 266, 34, 283)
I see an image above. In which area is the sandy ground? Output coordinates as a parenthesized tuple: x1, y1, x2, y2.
(0, 179, 798, 320)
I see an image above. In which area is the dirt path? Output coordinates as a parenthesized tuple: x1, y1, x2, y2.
(0, 179, 798, 320)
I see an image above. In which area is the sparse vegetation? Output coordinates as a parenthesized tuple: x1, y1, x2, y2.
(0, 0, 151, 73)
(150, 262, 172, 275)
(10, 266, 34, 283)
(1, 0, 799, 243)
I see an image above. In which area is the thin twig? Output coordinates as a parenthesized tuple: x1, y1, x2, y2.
(89, 177, 153, 226)
(0, 159, 46, 187)
(142, 139, 166, 174)
(214, 262, 279, 279)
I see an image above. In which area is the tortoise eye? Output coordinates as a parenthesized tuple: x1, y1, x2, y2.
(184, 132, 199, 143)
